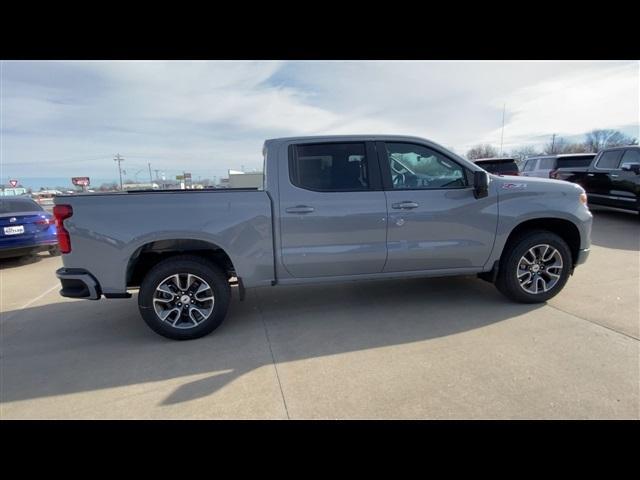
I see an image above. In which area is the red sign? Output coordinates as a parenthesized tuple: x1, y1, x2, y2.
(9, 179, 18, 187)
(72, 177, 90, 187)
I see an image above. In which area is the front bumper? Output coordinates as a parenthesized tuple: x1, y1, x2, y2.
(575, 248, 590, 266)
(56, 268, 102, 300)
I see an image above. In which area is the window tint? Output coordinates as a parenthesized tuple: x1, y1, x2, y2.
(385, 143, 467, 189)
(523, 159, 537, 171)
(556, 156, 595, 168)
(621, 149, 640, 165)
(538, 158, 555, 170)
(0, 198, 43, 214)
(596, 150, 623, 169)
(289, 143, 369, 191)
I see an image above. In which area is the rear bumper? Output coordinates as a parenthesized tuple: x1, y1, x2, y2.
(56, 268, 102, 300)
(575, 248, 590, 266)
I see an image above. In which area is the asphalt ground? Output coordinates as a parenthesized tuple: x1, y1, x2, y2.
(1, 207, 638, 419)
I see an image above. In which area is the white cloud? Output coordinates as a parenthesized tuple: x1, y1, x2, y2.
(1, 60, 638, 183)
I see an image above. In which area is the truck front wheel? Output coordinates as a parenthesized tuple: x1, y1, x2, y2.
(495, 230, 573, 303)
(138, 255, 231, 340)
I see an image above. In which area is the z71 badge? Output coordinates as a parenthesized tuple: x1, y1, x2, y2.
(501, 183, 527, 190)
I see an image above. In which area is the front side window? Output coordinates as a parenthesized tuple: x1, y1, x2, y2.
(621, 149, 640, 166)
(289, 143, 369, 191)
(385, 143, 467, 189)
(596, 150, 623, 170)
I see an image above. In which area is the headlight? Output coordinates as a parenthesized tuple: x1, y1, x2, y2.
(579, 192, 588, 205)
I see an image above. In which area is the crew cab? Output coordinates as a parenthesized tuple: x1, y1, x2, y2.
(552, 145, 640, 214)
(54, 135, 592, 340)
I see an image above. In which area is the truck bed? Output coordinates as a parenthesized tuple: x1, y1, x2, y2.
(56, 189, 275, 293)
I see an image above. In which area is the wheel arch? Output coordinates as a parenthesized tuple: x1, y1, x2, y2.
(502, 218, 581, 267)
(126, 238, 237, 288)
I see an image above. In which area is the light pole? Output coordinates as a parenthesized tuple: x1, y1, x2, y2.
(114, 154, 125, 190)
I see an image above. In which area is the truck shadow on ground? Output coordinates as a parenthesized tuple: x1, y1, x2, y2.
(589, 208, 639, 251)
(2, 276, 545, 408)
(0, 252, 48, 270)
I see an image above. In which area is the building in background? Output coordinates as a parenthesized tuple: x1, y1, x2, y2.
(227, 169, 264, 189)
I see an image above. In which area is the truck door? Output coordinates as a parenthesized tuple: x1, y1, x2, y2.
(278, 141, 388, 278)
(377, 141, 498, 272)
(614, 148, 640, 210)
(586, 149, 624, 207)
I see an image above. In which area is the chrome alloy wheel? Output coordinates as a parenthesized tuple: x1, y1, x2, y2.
(153, 273, 215, 329)
(516, 244, 563, 295)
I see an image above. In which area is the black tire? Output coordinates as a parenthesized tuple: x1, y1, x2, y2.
(495, 230, 573, 303)
(138, 255, 231, 340)
(48, 245, 61, 256)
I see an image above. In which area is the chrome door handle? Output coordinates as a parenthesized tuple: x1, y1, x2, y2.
(286, 205, 315, 214)
(392, 201, 419, 210)
(610, 174, 619, 178)
(587, 173, 595, 176)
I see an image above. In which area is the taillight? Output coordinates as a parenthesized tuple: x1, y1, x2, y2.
(35, 217, 53, 226)
(53, 204, 73, 253)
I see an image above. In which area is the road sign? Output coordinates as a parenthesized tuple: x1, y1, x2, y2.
(184, 172, 192, 180)
(176, 175, 184, 180)
(9, 179, 18, 187)
(72, 177, 90, 187)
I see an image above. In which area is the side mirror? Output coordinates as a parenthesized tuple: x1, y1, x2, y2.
(473, 170, 489, 199)
(621, 163, 640, 174)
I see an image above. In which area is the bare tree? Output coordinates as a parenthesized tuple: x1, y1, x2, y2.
(466, 144, 499, 160)
(510, 145, 539, 164)
(584, 129, 638, 153)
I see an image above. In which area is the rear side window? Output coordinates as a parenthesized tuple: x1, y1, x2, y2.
(556, 156, 596, 168)
(596, 150, 623, 169)
(538, 158, 555, 169)
(289, 143, 369, 191)
(0, 198, 43, 214)
(523, 159, 537, 171)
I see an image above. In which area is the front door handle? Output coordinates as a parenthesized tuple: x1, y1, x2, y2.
(286, 205, 315, 214)
(587, 173, 595, 176)
(609, 174, 619, 178)
(392, 201, 419, 210)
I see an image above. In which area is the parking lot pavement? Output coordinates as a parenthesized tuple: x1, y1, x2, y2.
(1, 210, 638, 419)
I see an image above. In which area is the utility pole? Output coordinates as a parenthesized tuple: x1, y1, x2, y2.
(148, 162, 153, 183)
(114, 154, 125, 190)
(551, 134, 556, 154)
(499, 103, 506, 156)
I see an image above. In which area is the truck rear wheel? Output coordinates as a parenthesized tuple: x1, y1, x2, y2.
(495, 230, 572, 303)
(138, 255, 231, 340)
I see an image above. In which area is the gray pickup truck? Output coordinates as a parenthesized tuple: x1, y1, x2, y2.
(54, 135, 592, 340)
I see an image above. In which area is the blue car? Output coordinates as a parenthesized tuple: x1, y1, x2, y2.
(0, 196, 60, 259)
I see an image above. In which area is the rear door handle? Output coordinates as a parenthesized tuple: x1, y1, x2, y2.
(587, 173, 595, 176)
(286, 205, 315, 214)
(609, 174, 619, 178)
(392, 201, 419, 210)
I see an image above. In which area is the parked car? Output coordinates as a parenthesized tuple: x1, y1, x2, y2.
(552, 145, 639, 214)
(473, 157, 520, 176)
(0, 197, 60, 259)
(521, 153, 597, 179)
(54, 135, 592, 340)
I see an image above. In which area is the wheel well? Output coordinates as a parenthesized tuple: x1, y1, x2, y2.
(126, 239, 235, 288)
(504, 218, 581, 265)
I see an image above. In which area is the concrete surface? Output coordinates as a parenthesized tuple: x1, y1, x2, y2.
(1, 208, 638, 419)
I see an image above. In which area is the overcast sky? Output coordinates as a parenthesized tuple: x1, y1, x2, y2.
(1, 60, 638, 183)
